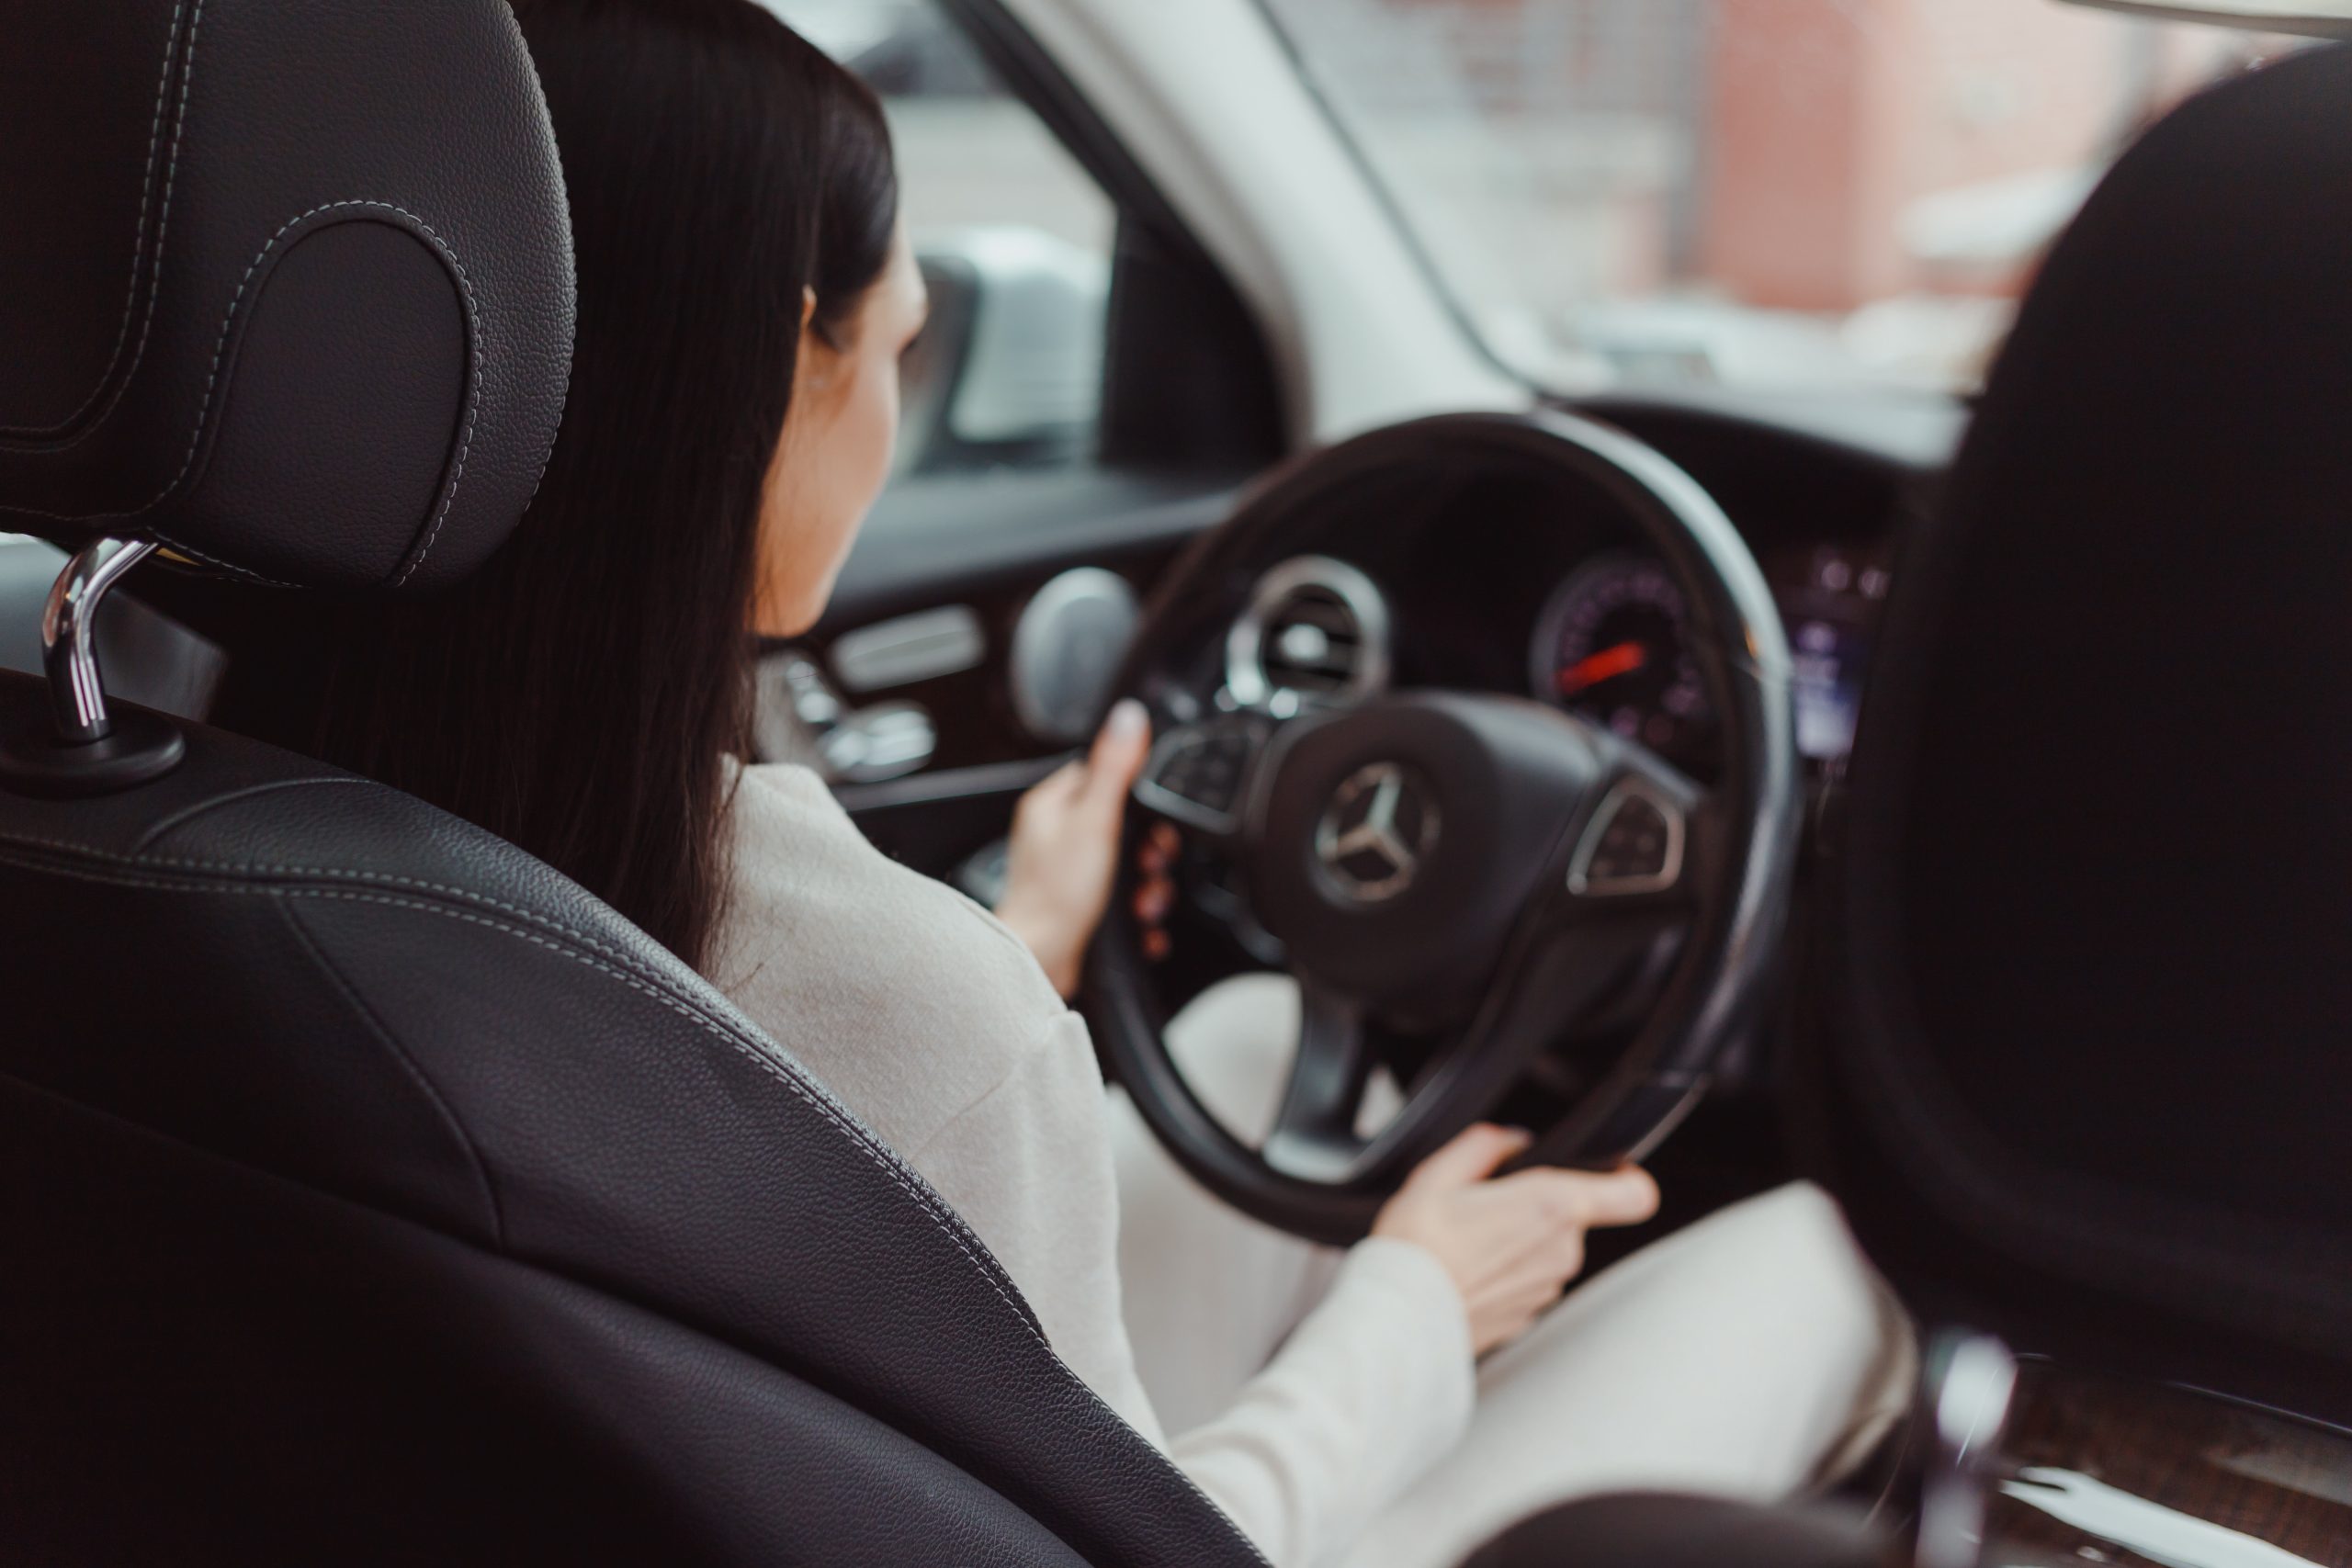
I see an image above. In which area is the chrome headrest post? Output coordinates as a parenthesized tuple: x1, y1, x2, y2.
(42, 537, 158, 745)
(0, 535, 185, 797)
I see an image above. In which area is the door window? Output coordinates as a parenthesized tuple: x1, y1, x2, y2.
(760, 0, 1116, 474)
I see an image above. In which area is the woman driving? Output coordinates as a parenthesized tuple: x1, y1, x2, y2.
(216, 3, 1913, 1563)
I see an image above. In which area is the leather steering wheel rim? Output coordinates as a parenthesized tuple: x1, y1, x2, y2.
(1089, 411, 1802, 1247)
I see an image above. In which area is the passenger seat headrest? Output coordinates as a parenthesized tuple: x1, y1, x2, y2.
(0, 0, 575, 593)
(1833, 43, 2352, 1407)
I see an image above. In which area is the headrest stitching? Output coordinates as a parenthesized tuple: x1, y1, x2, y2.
(390, 231, 482, 586)
(514, 308, 574, 525)
(148, 531, 302, 589)
(2, 0, 198, 442)
(6, 199, 483, 592)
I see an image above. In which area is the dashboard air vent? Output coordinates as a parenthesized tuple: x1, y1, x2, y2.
(1261, 583, 1364, 697)
(1227, 556, 1391, 708)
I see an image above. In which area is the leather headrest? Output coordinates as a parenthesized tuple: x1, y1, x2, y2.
(1835, 44, 2352, 1401)
(0, 0, 574, 592)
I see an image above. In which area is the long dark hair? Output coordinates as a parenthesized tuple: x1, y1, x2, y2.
(214, 0, 898, 969)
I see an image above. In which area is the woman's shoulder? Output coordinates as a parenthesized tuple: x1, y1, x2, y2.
(713, 761, 1072, 1152)
(722, 761, 1059, 1010)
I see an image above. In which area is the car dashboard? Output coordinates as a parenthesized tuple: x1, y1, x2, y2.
(1189, 413, 1921, 795)
(774, 389, 1948, 876)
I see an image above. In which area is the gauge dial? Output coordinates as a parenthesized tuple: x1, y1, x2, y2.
(1531, 555, 1713, 757)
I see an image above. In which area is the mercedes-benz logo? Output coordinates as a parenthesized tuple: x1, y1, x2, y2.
(1314, 762, 1440, 906)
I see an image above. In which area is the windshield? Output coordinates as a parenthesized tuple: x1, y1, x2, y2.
(1254, 0, 2300, 393)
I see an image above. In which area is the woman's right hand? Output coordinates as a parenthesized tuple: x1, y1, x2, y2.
(1372, 1124, 1661, 1357)
(994, 700, 1153, 998)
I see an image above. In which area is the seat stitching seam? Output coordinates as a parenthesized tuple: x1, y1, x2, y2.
(3, 829, 740, 996)
(131, 774, 375, 852)
(0, 1059, 1272, 1568)
(0, 0, 195, 441)
(0, 844, 1273, 1561)
(147, 535, 304, 588)
(274, 897, 506, 1246)
(0, 851, 1039, 1343)
(4, 200, 482, 596)
(0, 828, 1050, 1316)
(390, 211, 482, 583)
(516, 309, 574, 519)
(0, 829, 1027, 1277)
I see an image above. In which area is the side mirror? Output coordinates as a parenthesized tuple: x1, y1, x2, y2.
(2055, 0, 2352, 38)
(899, 229, 1107, 477)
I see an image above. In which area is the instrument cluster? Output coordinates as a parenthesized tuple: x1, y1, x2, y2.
(1529, 540, 1893, 768)
(1205, 534, 1896, 779)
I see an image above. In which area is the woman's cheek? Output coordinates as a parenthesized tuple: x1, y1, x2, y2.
(877, 367, 903, 477)
(856, 364, 899, 511)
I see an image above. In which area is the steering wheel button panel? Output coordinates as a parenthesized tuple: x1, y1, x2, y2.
(1136, 716, 1270, 830)
(1568, 778, 1686, 897)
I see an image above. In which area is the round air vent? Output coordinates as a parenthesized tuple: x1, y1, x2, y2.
(1009, 567, 1141, 743)
(1226, 556, 1391, 709)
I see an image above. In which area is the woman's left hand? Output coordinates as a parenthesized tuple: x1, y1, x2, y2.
(996, 700, 1153, 998)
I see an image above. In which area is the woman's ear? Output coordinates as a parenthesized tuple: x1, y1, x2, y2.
(796, 284, 842, 397)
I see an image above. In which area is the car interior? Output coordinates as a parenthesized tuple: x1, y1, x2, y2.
(4, 1, 2351, 1564)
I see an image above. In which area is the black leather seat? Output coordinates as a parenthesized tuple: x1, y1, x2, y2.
(1809, 42, 2352, 1426)
(0, 4, 1261, 1562)
(1461, 1496, 1889, 1568)
(0, 717, 1260, 1565)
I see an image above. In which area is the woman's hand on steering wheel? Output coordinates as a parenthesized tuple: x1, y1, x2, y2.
(1088, 413, 1800, 1246)
(1374, 1124, 1661, 1357)
(998, 699, 1154, 997)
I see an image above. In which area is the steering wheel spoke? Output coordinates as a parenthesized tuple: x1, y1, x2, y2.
(1132, 712, 1277, 847)
(1261, 983, 1374, 1184)
(1359, 908, 1683, 1184)
(1564, 746, 1703, 908)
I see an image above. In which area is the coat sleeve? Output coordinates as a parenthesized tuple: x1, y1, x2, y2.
(911, 1010, 1476, 1568)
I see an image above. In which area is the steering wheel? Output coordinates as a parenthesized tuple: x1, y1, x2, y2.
(1089, 412, 1801, 1246)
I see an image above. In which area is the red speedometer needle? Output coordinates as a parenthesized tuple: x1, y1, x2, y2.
(1557, 640, 1649, 696)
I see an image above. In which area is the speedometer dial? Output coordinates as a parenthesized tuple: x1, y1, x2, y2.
(1531, 554, 1713, 758)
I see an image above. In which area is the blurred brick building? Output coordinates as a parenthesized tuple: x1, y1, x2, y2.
(1351, 0, 2244, 311)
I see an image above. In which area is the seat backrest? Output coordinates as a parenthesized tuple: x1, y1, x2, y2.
(0, 4, 1259, 1563)
(0, 694, 1252, 1565)
(1815, 44, 2352, 1423)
